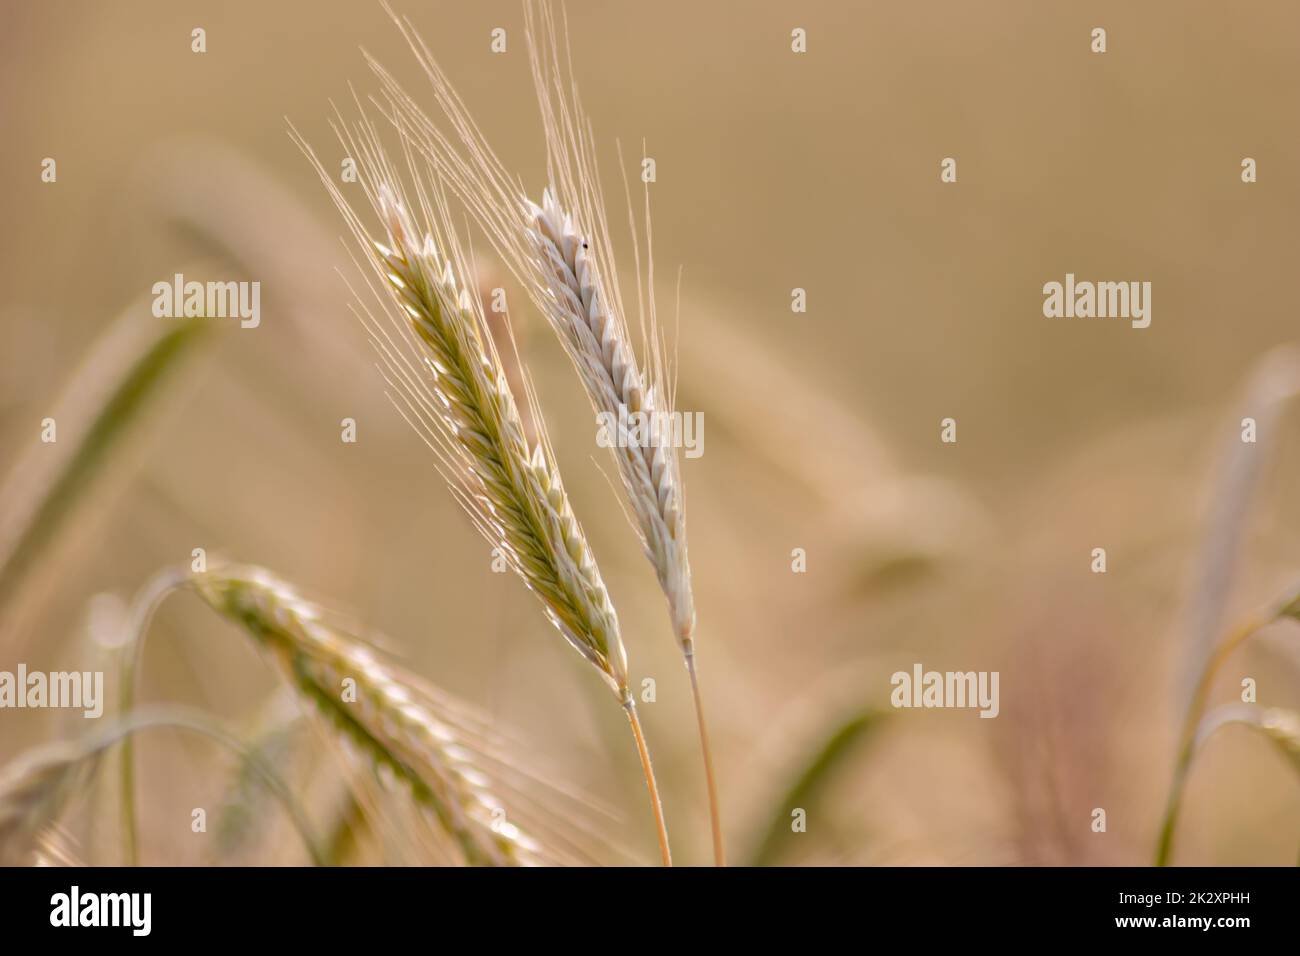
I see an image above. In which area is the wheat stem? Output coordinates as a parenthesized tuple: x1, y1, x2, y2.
(686, 649, 724, 866)
(118, 566, 190, 866)
(624, 699, 671, 867)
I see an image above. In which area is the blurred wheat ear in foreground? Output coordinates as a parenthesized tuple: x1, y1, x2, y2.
(0, 285, 213, 648)
(191, 567, 559, 865)
(118, 564, 620, 865)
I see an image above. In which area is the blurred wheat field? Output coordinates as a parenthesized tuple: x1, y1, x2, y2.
(1, 0, 1299, 866)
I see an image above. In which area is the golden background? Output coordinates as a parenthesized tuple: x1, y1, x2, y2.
(2, 0, 1299, 865)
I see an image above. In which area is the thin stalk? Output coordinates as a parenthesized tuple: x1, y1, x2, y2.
(1155, 611, 1266, 866)
(118, 567, 190, 866)
(685, 648, 724, 866)
(624, 699, 671, 867)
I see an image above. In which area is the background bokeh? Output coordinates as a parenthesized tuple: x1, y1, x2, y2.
(2, 0, 1299, 865)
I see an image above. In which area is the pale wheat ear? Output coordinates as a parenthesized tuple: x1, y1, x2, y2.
(525, 0, 721, 865)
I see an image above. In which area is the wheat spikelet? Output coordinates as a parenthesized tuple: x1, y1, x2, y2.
(191, 565, 574, 866)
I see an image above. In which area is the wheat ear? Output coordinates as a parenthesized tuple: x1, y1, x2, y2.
(191, 566, 559, 865)
(524, 188, 695, 645)
(291, 115, 671, 864)
(367, 0, 716, 864)
(525, 187, 721, 864)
